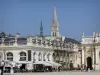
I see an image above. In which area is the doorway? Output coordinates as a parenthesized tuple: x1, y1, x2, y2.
(20, 64, 26, 72)
(87, 57, 92, 70)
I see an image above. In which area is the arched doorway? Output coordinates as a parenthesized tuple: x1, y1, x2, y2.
(87, 57, 92, 70)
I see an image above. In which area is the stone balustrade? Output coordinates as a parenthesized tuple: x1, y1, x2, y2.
(0, 37, 79, 51)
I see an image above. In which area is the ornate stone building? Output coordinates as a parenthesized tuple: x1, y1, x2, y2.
(0, 5, 81, 71)
(81, 32, 100, 71)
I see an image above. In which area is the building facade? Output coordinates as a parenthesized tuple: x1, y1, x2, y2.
(0, 5, 81, 71)
(81, 32, 100, 71)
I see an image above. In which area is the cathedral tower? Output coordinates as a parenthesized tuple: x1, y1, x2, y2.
(51, 4, 60, 37)
(40, 19, 43, 37)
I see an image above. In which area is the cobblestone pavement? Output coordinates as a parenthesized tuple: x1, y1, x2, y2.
(3, 71, 100, 75)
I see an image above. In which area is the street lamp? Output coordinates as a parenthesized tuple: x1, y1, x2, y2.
(93, 33, 96, 71)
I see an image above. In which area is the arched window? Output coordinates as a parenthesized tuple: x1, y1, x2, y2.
(6, 52, 13, 61)
(55, 32, 56, 36)
(53, 32, 55, 36)
(56, 54, 60, 62)
(43, 52, 46, 61)
(52, 53, 56, 62)
(47, 53, 50, 61)
(38, 52, 42, 61)
(20, 52, 26, 61)
(33, 52, 36, 62)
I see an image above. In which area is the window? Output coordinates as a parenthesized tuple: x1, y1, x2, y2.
(20, 52, 26, 61)
(7, 52, 13, 61)
(38, 52, 42, 61)
(55, 32, 56, 36)
(52, 53, 56, 62)
(53, 32, 55, 36)
(38, 39, 42, 45)
(43, 52, 46, 61)
(56, 54, 59, 62)
(32, 39, 36, 44)
(47, 53, 50, 61)
(33, 52, 36, 62)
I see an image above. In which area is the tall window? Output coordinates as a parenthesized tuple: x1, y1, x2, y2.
(55, 32, 56, 36)
(7, 52, 13, 61)
(38, 52, 42, 61)
(52, 32, 56, 36)
(43, 52, 46, 61)
(47, 53, 50, 61)
(52, 53, 55, 62)
(56, 54, 60, 62)
(33, 52, 36, 62)
(20, 52, 26, 61)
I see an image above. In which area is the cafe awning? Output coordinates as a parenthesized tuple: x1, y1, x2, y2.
(33, 61, 52, 66)
(47, 62, 61, 67)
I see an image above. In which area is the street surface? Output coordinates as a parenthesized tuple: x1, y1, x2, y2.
(3, 71, 100, 75)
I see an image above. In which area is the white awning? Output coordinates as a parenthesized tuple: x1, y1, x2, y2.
(33, 61, 52, 66)
(47, 62, 61, 67)
(1, 60, 17, 67)
(5, 64, 11, 67)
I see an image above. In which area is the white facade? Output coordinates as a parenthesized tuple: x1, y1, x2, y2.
(0, 36, 81, 70)
(81, 32, 100, 71)
(0, 5, 81, 71)
(0, 46, 53, 70)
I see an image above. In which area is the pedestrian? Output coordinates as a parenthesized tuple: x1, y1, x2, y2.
(1, 66, 3, 75)
(81, 65, 83, 71)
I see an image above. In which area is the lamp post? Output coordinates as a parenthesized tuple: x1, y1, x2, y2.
(93, 33, 96, 71)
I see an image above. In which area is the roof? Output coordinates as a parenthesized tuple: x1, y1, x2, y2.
(64, 37, 81, 44)
(17, 37, 27, 45)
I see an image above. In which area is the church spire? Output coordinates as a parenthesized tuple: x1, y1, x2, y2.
(51, 4, 60, 37)
(40, 19, 43, 37)
(53, 4, 58, 24)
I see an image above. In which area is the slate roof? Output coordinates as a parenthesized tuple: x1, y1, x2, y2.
(4, 37, 15, 42)
(64, 37, 81, 44)
(17, 38, 27, 45)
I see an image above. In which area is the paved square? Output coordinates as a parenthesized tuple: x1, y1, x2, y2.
(4, 71, 100, 75)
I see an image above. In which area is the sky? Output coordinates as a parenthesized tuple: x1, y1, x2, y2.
(0, 0, 100, 40)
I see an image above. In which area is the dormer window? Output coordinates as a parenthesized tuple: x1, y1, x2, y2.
(32, 39, 36, 44)
(37, 39, 42, 45)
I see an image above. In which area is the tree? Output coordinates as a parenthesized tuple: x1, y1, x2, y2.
(0, 32, 6, 38)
